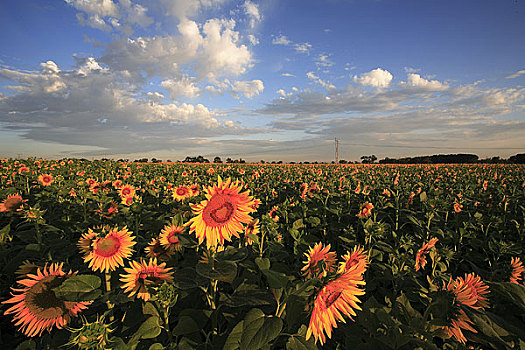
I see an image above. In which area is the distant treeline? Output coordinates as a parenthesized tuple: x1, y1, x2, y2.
(378, 153, 525, 164)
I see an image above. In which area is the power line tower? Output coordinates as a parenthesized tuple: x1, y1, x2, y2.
(334, 138, 339, 164)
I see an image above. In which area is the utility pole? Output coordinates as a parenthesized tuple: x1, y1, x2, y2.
(334, 138, 339, 164)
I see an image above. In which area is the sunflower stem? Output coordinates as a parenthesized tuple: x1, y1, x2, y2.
(105, 272, 114, 322)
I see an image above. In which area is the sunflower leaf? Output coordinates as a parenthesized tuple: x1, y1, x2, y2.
(239, 308, 283, 350)
(52, 274, 102, 302)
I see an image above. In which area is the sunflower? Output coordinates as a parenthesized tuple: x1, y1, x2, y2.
(145, 238, 172, 261)
(244, 218, 260, 245)
(186, 176, 257, 248)
(38, 174, 54, 186)
(159, 224, 184, 252)
(338, 246, 368, 274)
(437, 273, 490, 344)
(0, 193, 27, 213)
(119, 259, 173, 301)
(415, 238, 439, 271)
(302, 243, 337, 280)
(79, 226, 136, 273)
(172, 186, 192, 201)
(356, 202, 373, 219)
(118, 185, 136, 198)
(2, 263, 91, 337)
(306, 268, 366, 345)
(510, 257, 524, 284)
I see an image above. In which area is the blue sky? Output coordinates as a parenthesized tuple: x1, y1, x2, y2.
(1, 0, 524, 161)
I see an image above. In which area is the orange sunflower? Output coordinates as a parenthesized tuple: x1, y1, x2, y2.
(172, 186, 192, 201)
(356, 202, 373, 219)
(338, 246, 368, 274)
(0, 193, 27, 213)
(510, 257, 524, 284)
(439, 273, 490, 343)
(119, 258, 173, 301)
(415, 237, 438, 271)
(2, 263, 91, 337)
(306, 268, 367, 345)
(244, 218, 260, 245)
(145, 238, 172, 261)
(38, 174, 54, 186)
(159, 224, 184, 252)
(186, 176, 257, 248)
(118, 185, 136, 198)
(78, 226, 136, 272)
(302, 243, 337, 280)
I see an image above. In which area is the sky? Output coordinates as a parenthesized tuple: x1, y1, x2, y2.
(0, 0, 524, 162)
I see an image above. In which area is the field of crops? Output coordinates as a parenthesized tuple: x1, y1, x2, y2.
(1, 158, 524, 350)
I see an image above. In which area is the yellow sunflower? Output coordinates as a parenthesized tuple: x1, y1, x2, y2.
(2, 263, 91, 337)
(159, 224, 184, 252)
(186, 176, 257, 248)
(119, 258, 173, 301)
(302, 243, 337, 280)
(306, 268, 366, 345)
(172, 186, 192, 201)
(79, 226, 136, 272)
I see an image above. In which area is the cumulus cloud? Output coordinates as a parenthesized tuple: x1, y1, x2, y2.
(243, 1, 261, 29)
(353, 68, 393, 88)
(160, 0, 227, 20)
(161, 77, 200, 99)
(65, 0, 119, 17)
(400, 73, 448, 91)
(315, 54, 334, 68)
(230, 79, 264, 98)
(272, 35, 291, 45)
(281, 73, 295, 77)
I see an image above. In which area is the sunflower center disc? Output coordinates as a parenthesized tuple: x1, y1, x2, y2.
(6, 198, 22, 211)
(210, 201, 234, 223)
(26, 275, 68, 319)
(324, 290, 342, 308)
(168, 233, 179, 244)
(95, 235, 121, 257)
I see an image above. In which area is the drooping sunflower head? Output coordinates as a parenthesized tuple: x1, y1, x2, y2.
(509, 257, 525, 284)
(415, 237, 439, 271)
(244, 218, 260, 245)
(452, 273, 490, 310)
(145, 238, 172, 261)
(302, 243, 337, 280)
(338, 246, 368, 274)
(159, 224, 184, 252)
(186, 176, 257, 248)
(2, 263, 91, 337)
(0, 193, 27, 213)
(79, 226, 136, 273)
(306, 267, 367, 345)
(119, 258, 173, 301)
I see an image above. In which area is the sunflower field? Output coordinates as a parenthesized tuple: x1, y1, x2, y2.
(1, 158, 525, 350)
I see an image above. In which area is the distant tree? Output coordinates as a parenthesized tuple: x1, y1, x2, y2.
(213, 156, 222, 163)
(339, 159, 347, 164)
(260, 160, 265, 164)
(360, 155, 377, 164)
(226, 157, 233, 163)
(239, 158, 246, 163)
(509, 153, 525, 164)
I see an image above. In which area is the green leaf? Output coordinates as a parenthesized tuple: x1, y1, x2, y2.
(196, 261, 238, 283)
(15, 340, 36, 350)
(489, 282, 525, 313)
(224, 320, 244, 350)
(306, 217, 321, 227)
(286, 325, 317, 350)
(149, 344, 164, 350)
(255, 257, 271, 270)
(260, 269, 289, 289)
(131, 316, 162, 342)
(172, 315, 201, 336)
(293, 219, 305, 229)
(52, 274, 101, 302)
(239, 308, 283, 350)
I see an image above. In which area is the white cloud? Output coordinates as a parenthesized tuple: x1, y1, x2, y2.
(281, 73, 295, 77)
(65, 0, 119, 17)
(243, 1, 261, 29)
(353, 68, 393, 88)
(401, 73, 448, 91)
(294, 42, 312, 54)
(160, 0, 227, 20)
(76, 13, 112, 31)
(161, 77, 200, 99)
(307, 71, 335, 90)
(247, 34, 259, 45)
(77, 57, 107, 76)
(404, 67, 420, 73)
(315, 54, 334, 67)
(230, 79, 264, 98)
(505, 70, 525, 79)
(122, 2, 153, 27)
(272, 35, 291, 45)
